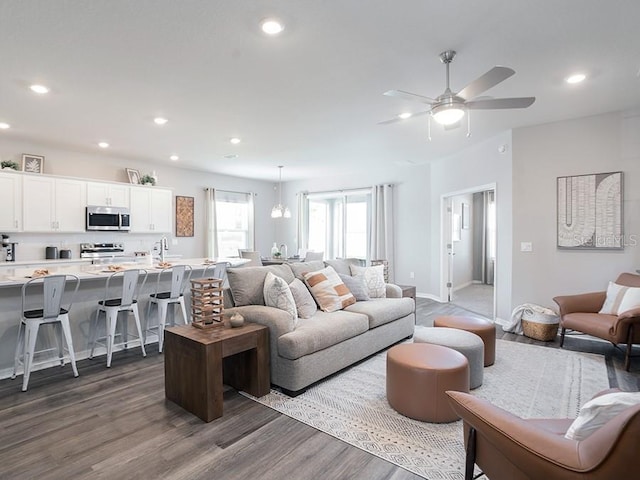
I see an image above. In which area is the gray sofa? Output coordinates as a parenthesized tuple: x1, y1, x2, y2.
(224, 259, 415, 395)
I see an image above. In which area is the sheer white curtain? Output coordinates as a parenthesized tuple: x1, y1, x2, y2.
(296, 192, 308, 257)
(205, 188, 218, 258)
(369, 184, 394, 282)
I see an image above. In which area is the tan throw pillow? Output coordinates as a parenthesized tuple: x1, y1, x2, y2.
(599, 282, 640, 315)
(289, 278, 317, 319)
(263, 271, 298, 324)
(303, 266, 356, 313)
(350, 264, 386, 298)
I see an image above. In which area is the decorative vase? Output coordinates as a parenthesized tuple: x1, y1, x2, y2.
(271, 242, 279, 257)
(229, 313, 244, 328)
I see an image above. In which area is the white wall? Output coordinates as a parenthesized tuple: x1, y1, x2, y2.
(511, 109, 640, 309)
(429, 131, 513, 320)
(279, 164, 432, 294)
(0, 138, 276, 260)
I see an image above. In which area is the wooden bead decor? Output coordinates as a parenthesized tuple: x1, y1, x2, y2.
(190, 277, 224, 329)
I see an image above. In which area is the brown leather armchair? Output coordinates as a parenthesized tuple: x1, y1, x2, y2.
(553, 272, 640, 371)
(446, 389, 640, 480)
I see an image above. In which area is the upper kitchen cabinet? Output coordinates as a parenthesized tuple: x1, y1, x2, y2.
(129, 186, 172, 233)
(87, 182, 130, 207)
(23, 176, 87, 232)
(0, 171, 22, 231)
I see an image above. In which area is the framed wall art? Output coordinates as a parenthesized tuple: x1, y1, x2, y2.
(557, 171, 623, 249)
(22, 154, 44, 173)
(126, 168, 140, 184)
(175, 195, 194, 237)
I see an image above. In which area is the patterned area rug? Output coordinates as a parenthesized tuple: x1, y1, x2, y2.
(244, 338, 608, 480)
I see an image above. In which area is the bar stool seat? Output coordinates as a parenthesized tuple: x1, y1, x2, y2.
(12, 274, 80, 391)
(145, 264, 192, 353)
(90, 269, 148, 367)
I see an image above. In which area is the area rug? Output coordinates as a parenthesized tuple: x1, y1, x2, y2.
(243, 338, 608, 480)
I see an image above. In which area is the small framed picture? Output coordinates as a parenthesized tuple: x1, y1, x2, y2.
(126, 168, 141, 184)
(22, 154, 44, 174)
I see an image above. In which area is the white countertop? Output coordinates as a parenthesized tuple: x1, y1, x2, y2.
(0, 257, 249, 287)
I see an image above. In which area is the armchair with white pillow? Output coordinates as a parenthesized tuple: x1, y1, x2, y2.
(553, 272, 640, 371)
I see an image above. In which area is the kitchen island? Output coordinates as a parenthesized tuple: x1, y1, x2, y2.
(0, 258, 248, 380)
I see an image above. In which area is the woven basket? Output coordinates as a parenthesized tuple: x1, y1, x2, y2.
(521, 309, 559, 342)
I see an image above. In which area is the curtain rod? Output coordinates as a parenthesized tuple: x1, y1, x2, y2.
(301, 184, 393, 196)
(204, 187, 257, 196)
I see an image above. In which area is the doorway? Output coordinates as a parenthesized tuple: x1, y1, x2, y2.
(441, 185, 496, 319)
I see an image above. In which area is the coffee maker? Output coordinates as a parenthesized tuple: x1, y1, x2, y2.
(1, 234, 16, 262)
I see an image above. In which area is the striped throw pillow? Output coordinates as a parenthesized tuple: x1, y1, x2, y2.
(303, 266, 356, 313)
(599, 282, 640, 315)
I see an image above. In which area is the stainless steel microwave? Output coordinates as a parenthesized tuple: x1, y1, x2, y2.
(86, 206, 131, 231)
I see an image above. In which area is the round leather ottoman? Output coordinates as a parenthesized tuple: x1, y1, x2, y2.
(434, 315, 496, 366)
(413, 326, 484, 389)
(386, 343, 469, 423)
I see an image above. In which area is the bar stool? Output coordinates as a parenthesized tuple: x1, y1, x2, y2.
(145, 264, 192, 353)
(12, 274, 80, 391)
(89, 269, 148, 367)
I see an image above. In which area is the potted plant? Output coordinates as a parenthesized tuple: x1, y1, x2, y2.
(140, 174, 156, 186)
(1, 160, 20, 171)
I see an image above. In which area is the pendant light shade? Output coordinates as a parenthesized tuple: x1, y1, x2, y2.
(271, 166, 290, 219)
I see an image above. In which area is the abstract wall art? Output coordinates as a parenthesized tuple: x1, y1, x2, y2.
(175, 195, 195, 237)
(557, 171, 623, 249)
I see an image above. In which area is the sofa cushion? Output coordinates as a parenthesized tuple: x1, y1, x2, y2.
(263, 271, 297, 322)
(345, 297, 414, 328)
(289, 261, 325, 280)
(324, 258, 359, 276)
(227, 264, 295, 307)
(350, 264, 386, 298)
(304, 266, 356, 312)
(277, 310, 369, 359)
(565, 391, 640, 440)
(339, 273, 370, 301)
(599, 282, 640, 315)
(289, 278, 317, 319)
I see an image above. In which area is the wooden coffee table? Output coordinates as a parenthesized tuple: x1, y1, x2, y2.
(164, 323, 270, 422)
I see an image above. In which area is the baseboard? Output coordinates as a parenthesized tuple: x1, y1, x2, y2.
(494, 317, 508, 326)
(452, 281, 473, 292)
(416, 293, 444, 302)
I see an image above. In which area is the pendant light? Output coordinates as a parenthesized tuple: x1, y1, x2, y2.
(271, 165, 291, 219)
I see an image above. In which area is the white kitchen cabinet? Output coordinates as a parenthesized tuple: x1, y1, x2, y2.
(23, 176, 87, 232)
(87, 182, 130, 207)
(129, 186, 172, 233)
(0, 171, 22, 231)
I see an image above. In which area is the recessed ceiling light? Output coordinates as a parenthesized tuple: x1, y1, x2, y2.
(223, 154, 238, 159)
(261, 19, 284, 35)
(98, 142, 109, 148)
(398, 112, 413, 120)
(0, 122, 10, 129)
(154, 117, 168, 125)
(29, 84, 50, 94)
(230, 137, 241, 145)
(170, 155, 179, 161)
(566, 73, 586, 84)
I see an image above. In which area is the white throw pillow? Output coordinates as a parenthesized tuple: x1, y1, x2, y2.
(263, 271, 298, 324)
(289, 278, 317, 319)
(599, 282, 640, 315)
(350, 264, 386, 298)
(565, 391, 640, 441)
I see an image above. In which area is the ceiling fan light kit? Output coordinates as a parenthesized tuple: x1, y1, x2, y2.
(382, 49, 535, 132)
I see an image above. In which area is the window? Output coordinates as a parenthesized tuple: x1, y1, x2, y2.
(214, 190, 254, 257)
(305, 190, 371, 260)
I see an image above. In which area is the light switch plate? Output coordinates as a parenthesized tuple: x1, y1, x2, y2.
(520, 242, 533, 252)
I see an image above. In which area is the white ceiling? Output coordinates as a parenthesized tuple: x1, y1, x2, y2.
(1, 1, 639, 181)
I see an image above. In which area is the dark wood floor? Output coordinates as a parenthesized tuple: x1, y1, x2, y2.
(0, 299, 637, 479)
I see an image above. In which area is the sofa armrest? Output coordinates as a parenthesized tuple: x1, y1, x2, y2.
(386, 283, 402, 298)
(225, 305, 295, 339)
(553, 291, 606, 316)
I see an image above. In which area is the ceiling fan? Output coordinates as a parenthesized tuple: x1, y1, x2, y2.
(380, 50, 535, 128)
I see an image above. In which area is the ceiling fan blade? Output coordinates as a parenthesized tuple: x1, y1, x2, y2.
(465, 97, 536, 110)
(377, 110, 431, 125)
(457, 66, 515, 100)
(383, 89, 435, 105)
